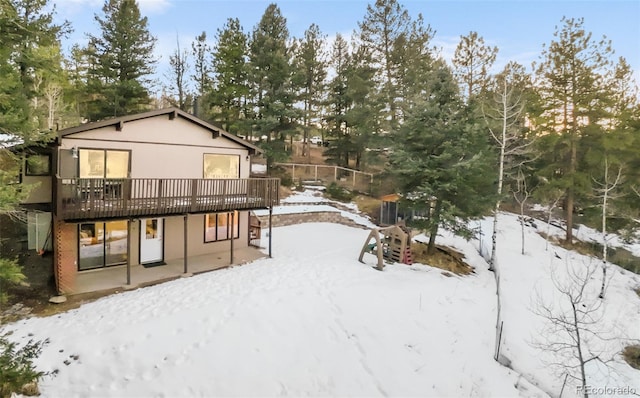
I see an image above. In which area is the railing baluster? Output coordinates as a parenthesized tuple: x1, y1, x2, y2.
(56, 177, 280, 221)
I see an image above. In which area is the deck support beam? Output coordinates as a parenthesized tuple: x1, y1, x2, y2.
(126, 219, 132, 285)
(230, 211, 235, 265)
(268, 207, 273, 258)
(183, 214, 188, 274)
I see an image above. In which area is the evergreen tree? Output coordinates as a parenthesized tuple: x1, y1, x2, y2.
(292, 23, 327, 160)
(343, 38, 380, 170)
(209, 18, 249, 134)
(452, 31, 498, 101)
(358, 0, 410, 129)
(324, 34, 352, 166)
(64, 43, 91, 124)
(395, 13, 435, 116)
(535, 17, 613, 245)
(0, 0, 68, 143)
(0, 0, 67, 326)
(389, 61, 495, 254)
(324, 36, 380, 170)
(86, 0, 157, 120)
(248, 3, 296, 170)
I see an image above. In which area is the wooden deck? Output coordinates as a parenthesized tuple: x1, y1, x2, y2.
(56, 177, 279, 222)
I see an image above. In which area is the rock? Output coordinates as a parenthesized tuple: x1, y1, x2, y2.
(49, 295, 67, 304)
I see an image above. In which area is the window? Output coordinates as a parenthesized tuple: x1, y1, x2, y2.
(78, 221, 128, 270)
(25, 154, 51, 176)
(79, 149, 129, 178)
(205, 211, 239, 242)
(203, 154, 239, 179)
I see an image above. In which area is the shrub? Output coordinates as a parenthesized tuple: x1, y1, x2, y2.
(269, 166, 293, 187)
(0, 333, 49, 397)
(0, 258, 25, 306)
(325, 182, 354, 202)
(623, 344, 640, 370)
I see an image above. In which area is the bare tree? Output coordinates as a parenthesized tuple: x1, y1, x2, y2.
(166, 35, 191, 111)
(512, 167, 532, 255)
(483, 63, 533, 267)
(43, 82, 62, 130)
(592, 158, 623, 299)
(532, 259, 616, 397)
(537, 186, 565, 252)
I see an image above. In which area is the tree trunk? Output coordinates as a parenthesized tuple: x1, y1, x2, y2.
(427, 200, 442, 255)
(490, 80, 508, 270)
(599, 160, 609, 299)
(520, 201, 526, 255)
(572, 301, 589, 397)
(565, 186, 574, 245)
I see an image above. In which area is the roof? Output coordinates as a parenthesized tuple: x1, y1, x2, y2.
(57, 108, 261, 155)
(381, 193, 401, 202)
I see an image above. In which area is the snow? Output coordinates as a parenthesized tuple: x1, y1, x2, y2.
(3, 191, 639, 397)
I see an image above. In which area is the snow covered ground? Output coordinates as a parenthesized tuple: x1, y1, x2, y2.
(3, 191, 639, 397)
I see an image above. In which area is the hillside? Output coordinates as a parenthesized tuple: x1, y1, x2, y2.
(2, 189, 639, 397)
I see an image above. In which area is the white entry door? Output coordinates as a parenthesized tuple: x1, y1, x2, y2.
(140, 218, 163, 264)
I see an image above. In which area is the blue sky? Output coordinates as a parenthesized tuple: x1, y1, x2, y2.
(54, 0, 640, 93)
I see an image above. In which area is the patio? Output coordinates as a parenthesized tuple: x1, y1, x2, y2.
(72, 246, 267, 295)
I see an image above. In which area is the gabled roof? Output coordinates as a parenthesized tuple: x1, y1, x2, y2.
(57, 107, 261, 155)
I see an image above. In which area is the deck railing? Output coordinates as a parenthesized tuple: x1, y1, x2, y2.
(56, 177, 280, 221)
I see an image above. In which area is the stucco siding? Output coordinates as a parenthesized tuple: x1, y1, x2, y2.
(58, 116, 253, 179)
(163, 213, 249, 261)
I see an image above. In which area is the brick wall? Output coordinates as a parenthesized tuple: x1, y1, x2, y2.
(54, 220, 76, 294)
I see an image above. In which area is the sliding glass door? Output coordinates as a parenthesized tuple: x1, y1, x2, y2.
(78, 221, 128, 270)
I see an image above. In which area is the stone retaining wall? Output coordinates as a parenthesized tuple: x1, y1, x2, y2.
(256, 211, 369, 230)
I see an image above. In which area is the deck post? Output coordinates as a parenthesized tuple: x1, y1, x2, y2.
(268, 206, 273, 258)
(126, 219, 132, 285)
(230, 211, 235, 265)
(183, 214, 188, 274)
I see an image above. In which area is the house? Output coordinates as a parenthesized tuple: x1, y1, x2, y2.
(15, 108, 279, 296)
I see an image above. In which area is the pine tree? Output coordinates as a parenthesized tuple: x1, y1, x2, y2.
(343, 39, 380, 170)
(0, 0, 67, 331)
(209, 18, 249, 134)
(535, 17, 614, 245)
(324, 34, 352, 166)
(248, 3, 296, 170)
(452, 31, 498, 101)
(86, 0, 157, 120)
(358, 0, 410, 129)
(395, 13, 435, 116)
(390, 61, 495, 254)
(292, 23, 327, 160)
(0, 0, 69, 143)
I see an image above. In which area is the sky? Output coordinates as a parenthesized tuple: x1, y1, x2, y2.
(3, 188, 640, 396)
(52, 0, 640, 93)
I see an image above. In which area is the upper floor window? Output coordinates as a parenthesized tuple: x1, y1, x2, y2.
(25, 154, 51, 176)
(203, 154, 239, 179)
(79, 149, 129, 178)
